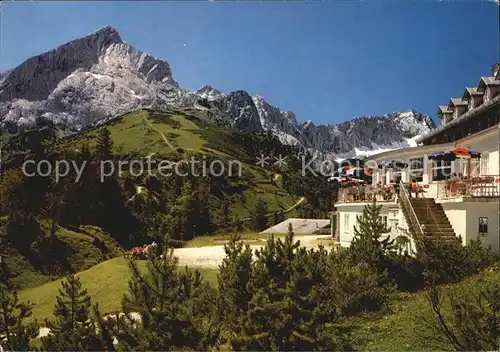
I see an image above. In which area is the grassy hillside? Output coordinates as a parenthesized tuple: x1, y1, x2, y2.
(347, 267, 500, 350)
(4, 220, 122, 289)
(2, 108, 334, 291)
(48, 108, 316, 219)
(19, 257, 218, 324)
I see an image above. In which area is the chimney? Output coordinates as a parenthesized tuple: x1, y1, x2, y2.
(492, 63, 500, 78)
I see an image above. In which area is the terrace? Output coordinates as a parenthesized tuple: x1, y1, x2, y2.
(337, 182, 397, 204)
(435, 175, 500, 198)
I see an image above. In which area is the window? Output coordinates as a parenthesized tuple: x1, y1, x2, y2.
(389, 219, 399, 235)
(479, 217, 488, 234)
(409, 157, 424, 182)
(344, 214, 350, 233)
(432, 160, 452, 181)
(485, 87, 491, 102)
(378, 215, 388, 229)
(480, 153, 489, 175)
(468, 158, 480, 176)
(388, 207, 399, 218)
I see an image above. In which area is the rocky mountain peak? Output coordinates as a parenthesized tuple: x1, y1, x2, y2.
(223, 90, 263, 132)
(1, 27, 434, 159)
(195, 85, 224, 101)
(89, 25, 123, 43)
(0, 26, 125, 102)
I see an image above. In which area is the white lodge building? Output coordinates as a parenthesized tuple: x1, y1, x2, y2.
(334, 63, 500, 253)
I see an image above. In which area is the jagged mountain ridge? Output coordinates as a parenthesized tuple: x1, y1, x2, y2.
(0, 26, 435, 157)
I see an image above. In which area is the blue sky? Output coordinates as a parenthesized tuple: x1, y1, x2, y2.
(1, 1, 499, 125)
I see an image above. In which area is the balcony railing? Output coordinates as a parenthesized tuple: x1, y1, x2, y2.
(338, 184, 397, 204)
(437, 175, 500, 198)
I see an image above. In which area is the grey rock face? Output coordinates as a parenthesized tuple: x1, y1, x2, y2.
(195, 85, 224, 101)
(1, 26, 123, 102)
(222, 91, 263, 132)
(1, 26, 434, 158)
(0, 26, 180, 129)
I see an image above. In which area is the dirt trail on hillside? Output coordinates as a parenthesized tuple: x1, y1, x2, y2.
(174, 235, 332, 269)
(142, 115, 175, 150)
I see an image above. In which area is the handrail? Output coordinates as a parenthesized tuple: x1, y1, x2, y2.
(419, 187, 445, 237)
(399, 181, 425, 238)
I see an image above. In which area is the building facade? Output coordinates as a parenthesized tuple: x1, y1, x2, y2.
(334, 63, 500, 253)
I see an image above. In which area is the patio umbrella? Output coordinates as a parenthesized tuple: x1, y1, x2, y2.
(429, 146, 481, 177)
(429, 146, 481, 161)
(340, 177, 366, 186)
(346, 167, 373, 182)
(328, 175, 347, 182)
(451, 146, 481, 159)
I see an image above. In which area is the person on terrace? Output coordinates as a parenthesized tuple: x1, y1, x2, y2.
(411, 179, 419, 198)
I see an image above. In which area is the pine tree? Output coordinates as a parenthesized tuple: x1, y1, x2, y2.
(217, 233, 253, 340)
(0, 168, 24, 216)
(117, 247, 219, 350)
(1, 214, 35, 350)
(423, 280, 500, 350)
(0, 227, 10, 288)
(196, 181, 212, 235)
(42, 274, 101, 351)
(80, 143, 92, 161)
(43, 189, 66, 237)
(234, 226, 339, 350)
(250, 199, 268, 231)
(168, 181, 197, 240)
(272, 210, 284, 226)
(0, 289, 38, 351)
(96, 127, 113, 160)
(91, 303, 117, 351)
(216, 198, 233, 232)
(348, 199, 395, 281)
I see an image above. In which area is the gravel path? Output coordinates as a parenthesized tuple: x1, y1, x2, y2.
(174, 235, 332, 269)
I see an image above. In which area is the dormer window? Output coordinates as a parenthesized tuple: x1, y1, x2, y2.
(438, 105, 453, 126)
(448, 98, 467, 120)
(463, 87, 483, 111)
(477, 77, 500, 103)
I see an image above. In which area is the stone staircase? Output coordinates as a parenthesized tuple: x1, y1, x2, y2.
(406, 198, 458, 241)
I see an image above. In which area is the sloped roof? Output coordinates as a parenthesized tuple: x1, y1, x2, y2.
(478, 76, 500, 91)
(448, 97, 467, 108)
(437, 105, 452, 117)
(260, 218, 330, 235)
(462, 87, 482, 99)
(438, 105, 451, 113)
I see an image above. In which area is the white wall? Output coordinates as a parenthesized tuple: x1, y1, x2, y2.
(440, 199, 500, 253)
(337, 199, 499, 254)
(440, 203, 468, 244)
(337, 203, 400, 247)
(465, 202, 499, 253)
(488, 150, 499, 175)
(465, 129, 500, 175)
(338, 204, 365, 247)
